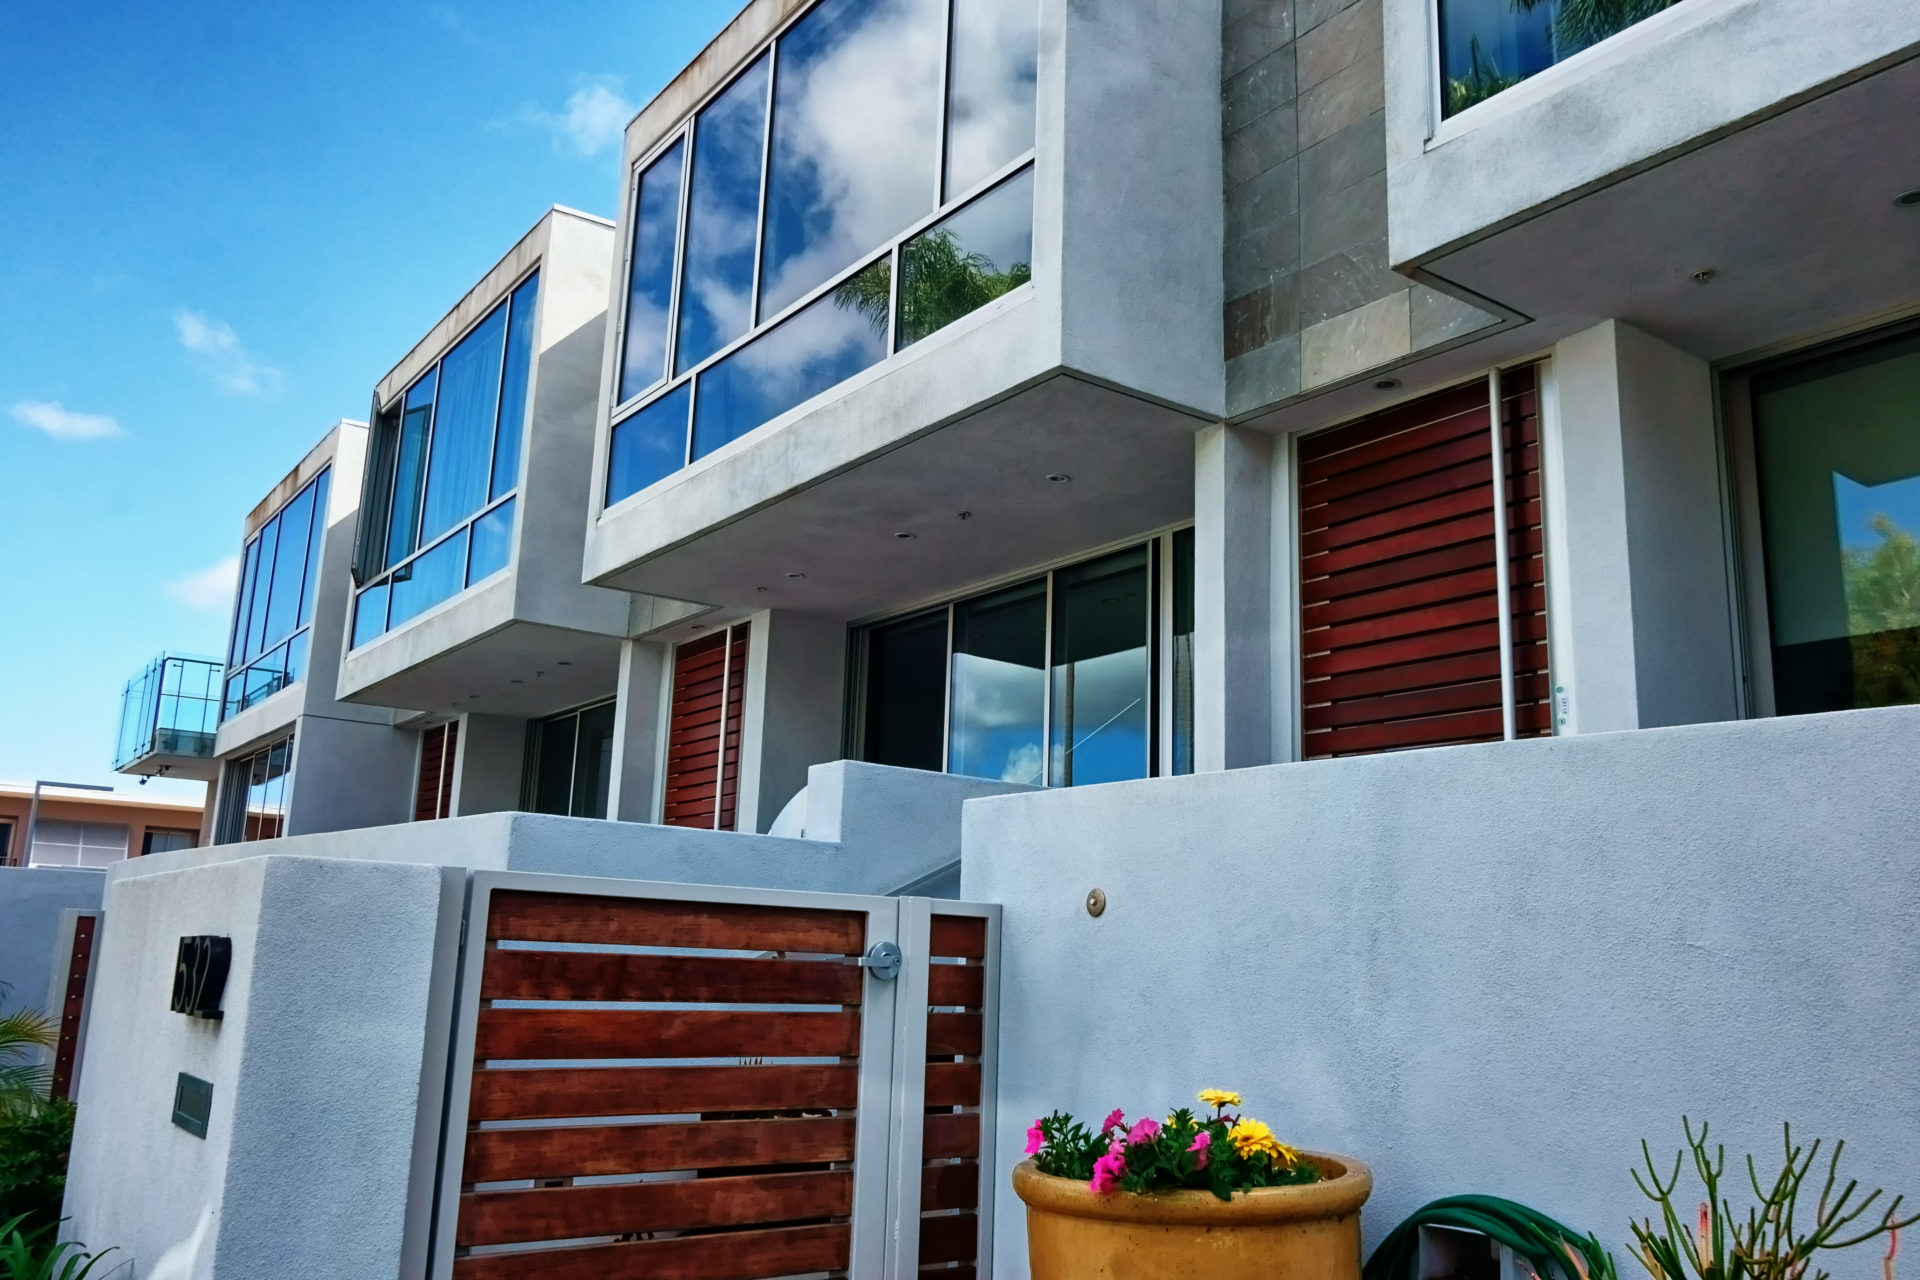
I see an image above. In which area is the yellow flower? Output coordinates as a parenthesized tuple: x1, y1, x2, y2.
(1198, 1089, 1242, 1110)
(1228, 1118, 1303, 1167)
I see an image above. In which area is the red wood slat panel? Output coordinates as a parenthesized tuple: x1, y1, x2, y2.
(1305, 527, 1542, 606)
(717, 625, 749, 833)
(451, 1221, 849, 1280)
(470, 1063, 860, 1122)
(1304, 509, 1493, 578)
(464, 1116, 856, 1184)
(1303, 414, 1504, 506)
(1307, 708, 1507, 756)
(414, 724, 445, 822)
(1309, 642, 1547, 705)
(927, 963, 985, 1008)
(49, 917, 93, 1100)
(662, 631, 729, 829)
(926, 1062, 982, 1107)
(1305, 453, 1501, 531)
(480, 950, 864, 1004)
(926, 1012, 984, 1057)
(1298, 383, 1490, 470)
(485, 891, 866, 953)
(920, 1213, 980, 1265)
(1301, 479, 1495, 557)
(922, 1161, 981, 1211)
(475, 1008, 860, 1061)
(1303, 566, 1496, 629)
(457, 1168, 851, 1248)
(929, 915, 988, 960)
(1313, 672, 1552, 730)
(925, 1111, 982, 1160)
(439, 721, 458, 818)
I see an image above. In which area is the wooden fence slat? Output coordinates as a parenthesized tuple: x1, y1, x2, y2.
(456, 1168, 852, 1248)
(464, 1115, 857, 1183)
(486, 890, 866, 954)
(474, 1008, 861, 1061)
(925, 1062, 982, 1108)
(926, 963, 985, 1009)
(479, 950, 864, 1005)
(919, 1212, 980, 1265)
(921, 1160, 981, 1211)
(929, 915, 987, 960)
(450, 1221, 850, 1280)
(469, 1063, 860, 1121)
(923, 1111, 982, 1160)
(926, 1012, 984, 1057)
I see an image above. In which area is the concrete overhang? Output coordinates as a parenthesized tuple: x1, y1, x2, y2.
(1385, 0, 1920, 360)
(588, 368, 1204, 623)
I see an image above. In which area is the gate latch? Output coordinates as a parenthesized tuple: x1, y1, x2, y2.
(860, 940, 903, 982)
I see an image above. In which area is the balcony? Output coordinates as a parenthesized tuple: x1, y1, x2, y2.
(114, 654, 223, 780)
(1385, 0, 1920, 360)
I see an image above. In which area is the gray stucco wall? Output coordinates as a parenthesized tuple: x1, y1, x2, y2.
(0, 866, 103, 1020)
(963, 704, 1920, 1276)
(63, 856, 450, 1277)
(1224, 0, 1498, 416)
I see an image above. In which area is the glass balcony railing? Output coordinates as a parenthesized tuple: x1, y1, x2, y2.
(114, 653, 223, 773)
(1437, 0, 1686, 118)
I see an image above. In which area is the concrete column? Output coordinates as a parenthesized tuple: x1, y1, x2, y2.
(1545, 320, 1739, 733)
(451, 714, 526, 815)
(608, 638, 670, 824)
(1192, 424, 1294, 770)
(283, 715, 417, 836)
(736, 610, 847, 835)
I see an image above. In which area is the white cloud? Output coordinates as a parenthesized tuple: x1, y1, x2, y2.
(10, 400, 125, 441)
(174, 310, 284, 397)
(524, 78, 636, 157)
(167, 556, 240, 611)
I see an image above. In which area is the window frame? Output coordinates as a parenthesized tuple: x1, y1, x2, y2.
(221, 467, 331, 722)
(351, 264, 542, 650)
(601, 0, 1040, 515)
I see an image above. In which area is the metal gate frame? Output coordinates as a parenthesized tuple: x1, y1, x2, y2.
(419, 871, 1000, 1280)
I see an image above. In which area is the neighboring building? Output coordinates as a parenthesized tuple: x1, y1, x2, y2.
(0, 782, 206, 867)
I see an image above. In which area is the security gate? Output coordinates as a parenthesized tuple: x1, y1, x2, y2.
(426, 873, 999, 1279)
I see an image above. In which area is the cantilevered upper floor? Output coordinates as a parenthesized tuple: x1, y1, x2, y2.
(1385, 0, 1920, 359)
(582, 0, 1224, 622)
(337, 207, 632, 721)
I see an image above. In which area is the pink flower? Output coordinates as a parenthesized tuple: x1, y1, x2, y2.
(1025, 1121, 1045, 1156)
(1188, 1130, 1211, 1169)
(1102, 1108, 1126, 1133)
(1090, 1148, 1127, 1195)
(1127, 1117, 1162, 1145)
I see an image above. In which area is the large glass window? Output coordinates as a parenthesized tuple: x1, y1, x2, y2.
(852, 533, 1191, 787)
(1752, 330, 1920, 717)
(605, 0, 1038, 509)
(215, 733, 295, 844)
(352, 271, 539, 648)
(1436, 0, 1683, 118)
(223, 467, 331, 721)
(523, 700, 617, 819)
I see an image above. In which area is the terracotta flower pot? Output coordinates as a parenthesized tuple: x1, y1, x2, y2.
(1012, 1152, 1373, 1280)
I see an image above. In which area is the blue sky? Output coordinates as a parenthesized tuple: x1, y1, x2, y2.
(0, 1, 736, 801)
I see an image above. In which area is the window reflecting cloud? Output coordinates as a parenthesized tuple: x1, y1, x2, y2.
(621, 140, 684, 402)
(677, 56, 770, 373)
(945, 0, 1039, 199)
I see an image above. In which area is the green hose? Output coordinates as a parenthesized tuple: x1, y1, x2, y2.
(1365, 1195, 1618, 1280)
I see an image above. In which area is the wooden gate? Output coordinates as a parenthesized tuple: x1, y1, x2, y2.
(427, 874, 999, 1280)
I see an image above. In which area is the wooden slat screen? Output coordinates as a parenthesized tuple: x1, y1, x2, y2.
(415, 722, 458, 822)
(661, 625, 750, 830)
(452, 889, 869, 1279)
(49, 916, 95, 1101)
(919, 913, 987, 1277)
(1300, 365, 1549, 758)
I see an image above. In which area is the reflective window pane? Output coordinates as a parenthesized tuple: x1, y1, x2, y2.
(1754, 331, 1920, 716)
(572, 702, 617, 819)
(387, 369, 438, 567)
(607, 381, 692, 505)
(944, 0, 1039, 199)
(285, 630, 311, 689)
(621, 142, 686, 402)
(860, 608, 948, 772)
(229, 535, 261, 664)
(693, 258, 890, 460)
(677, 56, 770, 374)
(898, 165, 1032, 348)
(245, 514, 281, 662)
(359, 401, 402, 577)
(387, 527, 469, 631)
(260, 480, 315, 650)
(1437, 0, 1679, 116)
(1049, 546, 1149, 787)
(352, 581, 390, 649)
(421, 303, 507, 546)
(759, 0, 943, 319)
(529, 714, 578, 816)
(1171, 527, 1195, 776)
(492, 273, 540, 501)
(467, 498, 515, 586)
(948, 577, 1046, 783)
(298, 469, 330, 627)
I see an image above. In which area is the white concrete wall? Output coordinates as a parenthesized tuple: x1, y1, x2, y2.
(963, 703, 1920, 1276)
(737, 610, 846, 835)
(608, 637, 670, 823)
(283, 714, 418, 837)
(63, 856, 454, 1278)
(0, 866, 103, 1020)
(451, 712, 525, 815)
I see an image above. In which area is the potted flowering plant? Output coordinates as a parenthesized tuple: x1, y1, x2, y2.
(1012, 1089, 1372, 1280)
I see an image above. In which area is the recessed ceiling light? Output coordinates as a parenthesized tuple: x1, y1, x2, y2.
(756, 585, 769, 593)
(1690, 267, 1717, 285)
(785, 571, 806, 579)
(1893, 188, 1920, 208)
(1373, 378, 1400, 391)
(957, 510, 972, 520)
(690, 624, 707, 630)
(893, 531, 916, 540)
(557, 660, 572, 667)
(510, 678, 524, 684)
(1046, 473, 1071, 484)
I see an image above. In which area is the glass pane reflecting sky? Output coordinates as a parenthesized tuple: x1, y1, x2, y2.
(421, 302, 507, 546)
(467, 497, 515, 586)
(945, 0, 1038, 199)
(899, 165, 1032, 347)
(759, 0, 943, 319)
(297, 469, 329, 627)
(389, 369, 438, 567)
(948, 577, 1046, 784)
(245, 516, 280, 661)
(1049, 546, 1149, 786)
(492, 274, 540, 501)
(259, 480, 314, 650)
(608, 380, 693, 504)
(352, 582, 390, 650)
(388, 526, 469, 631)
(621, 141, 684, 403)
(692, 258, 889, 460)
(678, 55, 770, 374)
